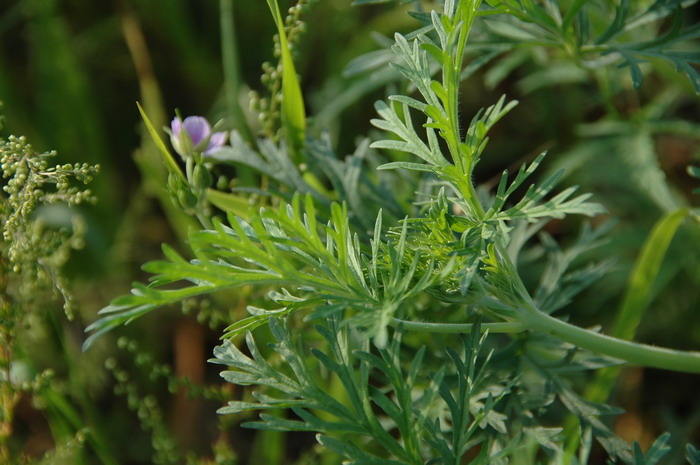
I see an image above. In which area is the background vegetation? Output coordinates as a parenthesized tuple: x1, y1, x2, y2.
(1, 0, 699, 463)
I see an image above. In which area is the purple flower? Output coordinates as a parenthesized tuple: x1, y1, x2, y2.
(170, 116, 227, 157)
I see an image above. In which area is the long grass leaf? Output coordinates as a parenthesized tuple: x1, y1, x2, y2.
(136, 102, 186, 184)
(584, 207, 689, 405)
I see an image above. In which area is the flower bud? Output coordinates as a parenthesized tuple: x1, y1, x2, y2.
(177, 188, 198, 210)
(192, 163, 212, 190)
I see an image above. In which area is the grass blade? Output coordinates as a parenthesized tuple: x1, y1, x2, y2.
(136, 102, 186, 185)
(584, 208, 690, 399)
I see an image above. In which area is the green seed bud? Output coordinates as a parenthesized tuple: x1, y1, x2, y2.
(192, 163, 212, 189)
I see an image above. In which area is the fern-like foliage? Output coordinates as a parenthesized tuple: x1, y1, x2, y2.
(349, 1, 700, 94)
(210, 131, 406, 232)
(213, 317, 518, 465)
(369, 9, 604, 227)
(479, 0, 700, 92)
(86, 193, 449, 348)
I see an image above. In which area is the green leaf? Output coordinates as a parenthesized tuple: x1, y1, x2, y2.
(316, 435, 405, 465)
(534, 221, 616, 314)
(556, 378, 632, 463)
(689, 165, 700, 195)
(485, 152, 546, 218)
(85, 194, 373, 346)
(377, 161, 438, 172)
(600, 4, 700, 93)
(206, 188, 250, 218)
(632, 433, 671, 465)
(613, 208, 688, 341)
(595, 0, 629, 44)
(421, 42, 445, 64)
(352, 0, 406, 4)
(561, 0, 589, 31)
(492, 164, 606, 223)
(137, 102, 186, 184)
(388, 95, 428, 112)
(687, 444, 700, 465)
(370, 100, 446, 167)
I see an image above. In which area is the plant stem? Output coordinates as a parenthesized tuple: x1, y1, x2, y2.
(520, 302, 700, 373)
(392, 307, 700, 373)
(445, 0, 485, 219)
(392, 318, 525, 333)
(453, 178, 485, 219)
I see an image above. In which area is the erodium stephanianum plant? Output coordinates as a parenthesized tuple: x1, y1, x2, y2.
(86, 1, 700, 464)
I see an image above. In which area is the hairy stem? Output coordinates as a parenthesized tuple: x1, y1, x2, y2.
(393, 307, 700, 373)
(520, 304, 700, 373)
(444, 0, 485, 219)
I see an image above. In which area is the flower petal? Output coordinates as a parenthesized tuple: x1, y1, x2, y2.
(182, 116, 211, 148)
(170, 116, 182, 136)
(204, 131, 227, 155)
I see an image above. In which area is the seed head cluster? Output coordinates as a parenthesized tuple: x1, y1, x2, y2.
(1, 135, 98, 244)
(249, 0, 317, 139)
(1, 130, 98, 319)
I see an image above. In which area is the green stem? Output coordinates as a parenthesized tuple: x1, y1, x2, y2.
(579, 44, 610, 54)
(503, 244, 700, 373)
(521, 303, 700, 373)
(445, 1, 475, 168)
(444, 1, 484, 219)
(393, 306, 700, 373)
(391, 318, 525, 334)
(466, 181, 485, 217)
(452, 178, 485, 219)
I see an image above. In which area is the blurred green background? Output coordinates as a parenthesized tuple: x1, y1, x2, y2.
(1, 0, 699, 463)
